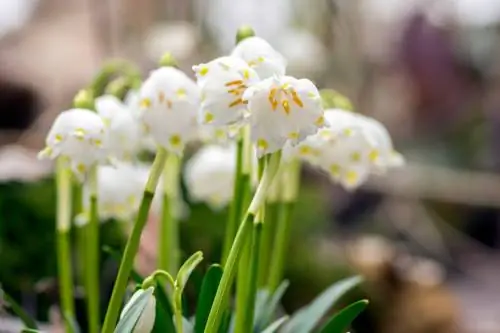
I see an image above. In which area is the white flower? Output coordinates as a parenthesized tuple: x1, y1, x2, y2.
(242, 76, 324, 157)
(38, 108, 107, 177)
(193, 56, 259, 127)
(95, 95, 142, 161)
(120, 287, 156, 333)
(138, 67, 200, 154)
(184, 145, 236, 209)
(231, 36, 287, 79)
(124, 90, 158, 152)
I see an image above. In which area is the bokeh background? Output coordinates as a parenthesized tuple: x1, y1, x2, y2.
(1, 0, 500, 332)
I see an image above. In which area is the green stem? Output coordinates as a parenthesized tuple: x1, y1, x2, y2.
(73, 182, 86, 287)
(257, 201, 278, 287)
(204, 151, 281, 333)
(174, 290, 183, 333)
(55, 158, 75, 332)
(268, 160, 301, 292)
(158, 154, 181, 275)
(101, 148, 167, 333)
(221, 135, 244, 265)
(243, 215, 263, 333)
(86, 166, 100, 333)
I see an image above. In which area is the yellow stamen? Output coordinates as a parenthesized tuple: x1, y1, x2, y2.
(204, 112, 214, 124)
(315, 115, 325, 127)
(74, 128, 86, 141)
(77, 163, 86, 174)
(288, 131, 299, 140)
(257, 139, 268, 151)
(140, 98, 151, 108)
(299, 145, 312, 155)
(282, 100, 290, 114)
(369, 150, 379, 162)
(169, 134, 182, 147)
(291, 90, 304, 107)
(92, 139, 102, 147)
(345, 170, 359, 185)
(268, 88, 278, 110)
(225, 80, 244, 87)
(243, 69, 250, 80)
(55, 134, 63, 143)
(198, 66, 209, 76)
(228, 98, 243, 108)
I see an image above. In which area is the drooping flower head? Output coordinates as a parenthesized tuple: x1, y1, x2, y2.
(184, 144, 236, 209)
(242, 75, 324, 157)
(193, 56, 259, 127)
(231, 36, 287, 79)
(38, 108, 107, 178)
(95, 95, 142, 161)
(138, 66, 200, 154)
(119, 287, 156, 333)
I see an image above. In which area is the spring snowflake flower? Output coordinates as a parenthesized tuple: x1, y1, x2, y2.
(138, 66, 200, 154)
(120, 287, 156, 333)
(242, 75, 324, 157)
(231, 36, 287, 79)
(193, 56, 259, 127)
(38, 108, 107, 177)
(184, 145, 236, 209)
(95, 95, 142, 161)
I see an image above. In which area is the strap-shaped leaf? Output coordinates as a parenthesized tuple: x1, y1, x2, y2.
(253, 289, 270, 331)
(319, 300, 369, 333)
(282, 276, 363, 333)
(153, 281, 176, 333)
(261, 316, 288, 333)
(176, 251, 204, 292)
(259, 280, 290, 329)
(115, 287, 154, 333)
(194, 265, 223, 333)
(1, 288, 38, 329)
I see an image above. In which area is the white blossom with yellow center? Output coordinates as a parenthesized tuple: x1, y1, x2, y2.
(95, 95, 142, 161)
(231, 36, 287, 79)
(139, 67, 200, 154)
(193, 56, 259, 127)
(38, 108, 107, 178)
(242, 75, 324, 157)
(184, 144, 235, 209)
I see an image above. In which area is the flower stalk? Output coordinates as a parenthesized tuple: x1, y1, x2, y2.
(86, 165, 100, 333)
(55, 157, 75, 331)
(204, 151, 281, 333)
(268, 159, 301, 291)
(101, 148, 168, 333)
(159, 153, 181, 275)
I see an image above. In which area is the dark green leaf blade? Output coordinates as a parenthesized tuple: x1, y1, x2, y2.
(1, 288, 38, 329)
(194, 264, 223, 333)
(153, 282, 176, 333)
(319, 300, 369, 333)
(283, 276, 363, 333)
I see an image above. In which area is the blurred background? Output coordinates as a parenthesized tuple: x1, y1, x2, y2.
(1, 0, 500, 332)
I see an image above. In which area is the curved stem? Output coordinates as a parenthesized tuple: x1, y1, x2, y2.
(101, 148, 167, 333)
(55, 157, 75, 332)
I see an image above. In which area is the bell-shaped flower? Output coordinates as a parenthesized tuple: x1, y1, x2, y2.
(138, 67, 200, 154)
(184, 145, 235, 209)
(95, 95, 142, 161)
(124, 90, 158, 152)
(193, 56, 259, 127)
(242, 75, 324, 157)
(231, 36, 287, 79)
(38, 108, 107, 178)
(119, 287, 156, 333)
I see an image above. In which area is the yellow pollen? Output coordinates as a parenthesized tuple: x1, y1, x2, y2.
(282, 100, 290, 114)
(140, 98, 151, 108)
(169, 135, 182, 147)
(176, 88, 186, 98)
(350, 151, 361, 162)
(257, 139, 268, 151)
(228, 85, 246, 95)
(291, 90, 304, 107)
(77, 163, 86, 174)
(225, 80, 244, 87)
(288, 132, 299, 140)
(315, 115, 325, 127)
(204, 112, 214, 124)
(158, 91, 165, 103)
(345, 170, 359, 185)
(330, 164, 341, 177)
(369, 150, 379, 162)
(228, 98, 244, 108)
(55, 134, 63, 142)
(268, 88, 278, 110)
(199, 66, 209, 76)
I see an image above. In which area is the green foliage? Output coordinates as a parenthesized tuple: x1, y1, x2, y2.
(319, 299, 369, 333)
(195, 265, 223, 333)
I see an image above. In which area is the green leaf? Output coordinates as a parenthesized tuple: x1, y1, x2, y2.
(1, 288, 38, 329)
(319, 300, 369, 333)
(282, 276, 363, 333)
(153, 282, 176, 333)
(115, 287, 153, 333)
(21, 329, 42, 333)
(253, 289, 270, 331)
(194, 264, 223, 333)
(176, 251, 204, 292)
(218, 310, 231, 333)
(261, 316, 288, 333)
(259, 280, 290, 329)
